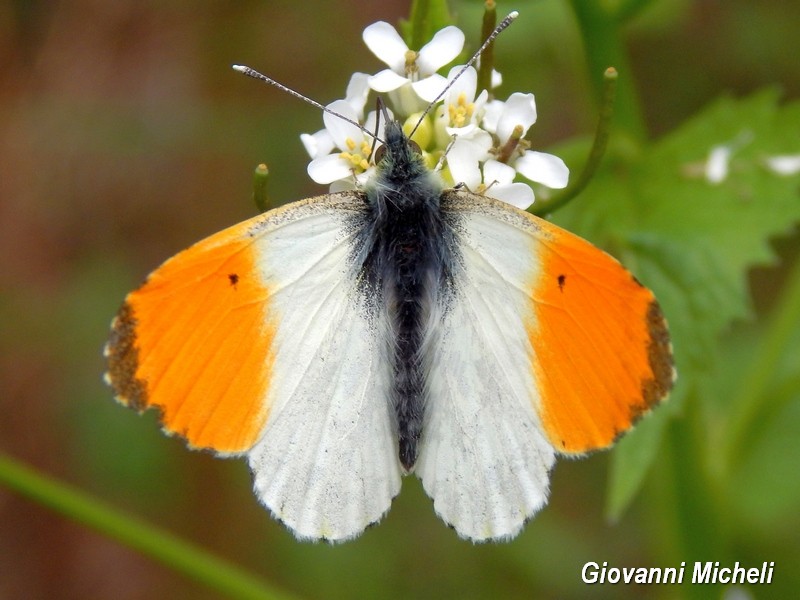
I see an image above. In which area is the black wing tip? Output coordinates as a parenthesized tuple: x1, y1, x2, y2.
(104, 301, 148, 411)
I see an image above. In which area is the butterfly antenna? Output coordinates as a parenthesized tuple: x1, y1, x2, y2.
(232, 65, 385, 144)
(409, 11, 519, 138)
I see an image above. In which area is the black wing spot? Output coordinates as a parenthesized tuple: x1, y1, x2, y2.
(557, 274, 566, 291)
(228, 273, 239, 288)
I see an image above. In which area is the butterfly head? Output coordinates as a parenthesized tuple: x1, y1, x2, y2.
(373, 118, 426, 188)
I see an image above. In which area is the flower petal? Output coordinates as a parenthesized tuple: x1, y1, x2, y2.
(496, 93, 537, 141)
(417, 26, 465, 74)
(447, 147, 481, 189)
(363, 22, 408, 73)
(300, 130, 335, 159)
(445, 123, 479, 138)
(481, 99, 504, 134)
(483, 159, 516, 186)
(345, 72, 372, 118)
(444, 65, 477, 106)
(369, 69, 410, 93)
(764, 154, 800, 176)
(486, 183, 535, 209)
(323, 100, 363, 149)
(308, 153, 353, 184)
(412, 73, 448, 103)
(388, 83, 427, 116)
(329, 178, 357, 193)
(491, 69, 503, 89)
(515, 151, 570, 188)
(705, 145, 731, 184)
(447, 132, 492, 189)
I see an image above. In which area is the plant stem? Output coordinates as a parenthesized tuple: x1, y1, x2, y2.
(531, 68, 617, 216)
(408, 0, 430, 49)
(0, 452, 297, 600)
(567, 1, 646, 140)
(477, 1, 497, 94)
(252, 163, 270, 213)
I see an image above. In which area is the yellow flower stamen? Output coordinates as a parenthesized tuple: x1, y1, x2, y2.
(404, 50, 418, 77)
(447, 92, 475, 128)
(338, 137, 371, 173)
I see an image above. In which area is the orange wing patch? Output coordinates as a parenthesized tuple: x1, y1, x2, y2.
(105, 221, 275, 455)
(528, 220, 674, 454)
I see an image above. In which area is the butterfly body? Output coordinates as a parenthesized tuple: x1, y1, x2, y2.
(106, 120, 674, 542)
(359, 121, 456, 470)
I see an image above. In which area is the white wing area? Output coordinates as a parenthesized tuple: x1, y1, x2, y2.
(245, 193, 402, 542)
(415, 192, 557, 542)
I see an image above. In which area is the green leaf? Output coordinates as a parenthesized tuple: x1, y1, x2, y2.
(720, 245, 800, 477)
(605, 405, 669, 522)
(549, 90, 800, 519)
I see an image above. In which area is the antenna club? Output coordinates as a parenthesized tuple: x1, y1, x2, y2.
(232, 64, 248, 73)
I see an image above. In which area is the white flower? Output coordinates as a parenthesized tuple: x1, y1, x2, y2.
(482, 92, 569, 194)
(705, 144, 732, 184)
(427, 66, 488, 138)
(343, 72, 372, 119)
(514, 151, 570, 190)
(701, 131, 754, 184)
(445, 134, 534, 208)
(363, 21, 464, 116)
(446, 129, 493, 188)
(481, 159, 535, 208)
(300, 129, 335, 160)
(483, 93, 537, 144)
(299, 20, 572, 210)
(764, 154, 800, 176)
(301, 73, 371, 160)
(306, 100, 386, 188)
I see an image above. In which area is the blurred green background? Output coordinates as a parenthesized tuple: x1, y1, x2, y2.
(1, 0, 798, 598)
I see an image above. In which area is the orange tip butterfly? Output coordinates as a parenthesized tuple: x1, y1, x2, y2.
(104, 15, 674, 543)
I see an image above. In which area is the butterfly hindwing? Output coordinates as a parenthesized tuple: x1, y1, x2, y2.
(414, 190, 673, 541)
(105, 191, 402, 541)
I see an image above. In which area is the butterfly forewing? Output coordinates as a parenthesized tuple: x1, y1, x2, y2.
(106, 192, 403, 541)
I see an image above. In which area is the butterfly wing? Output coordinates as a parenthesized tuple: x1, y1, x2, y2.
(415, 189, 674, 541)
(105, 192, 402, 542)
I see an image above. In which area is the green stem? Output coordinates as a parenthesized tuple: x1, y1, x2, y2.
(720, 254, 800, 478)
(406, 0, 451, 51)
(531, 68, 617, 216)
(477, 1, 497, 94)
(0, 452, 298, 600)
(567, 1, 646, 140)
(252, 163, 271, 213)
(408, 0, 430, 49)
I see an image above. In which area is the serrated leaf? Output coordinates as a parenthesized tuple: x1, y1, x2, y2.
(549, 90, 800, 519)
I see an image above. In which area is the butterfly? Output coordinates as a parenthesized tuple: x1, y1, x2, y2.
(105, 109, 674, 543)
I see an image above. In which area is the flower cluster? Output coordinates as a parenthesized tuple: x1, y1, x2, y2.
(302, 20, 569, 209)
